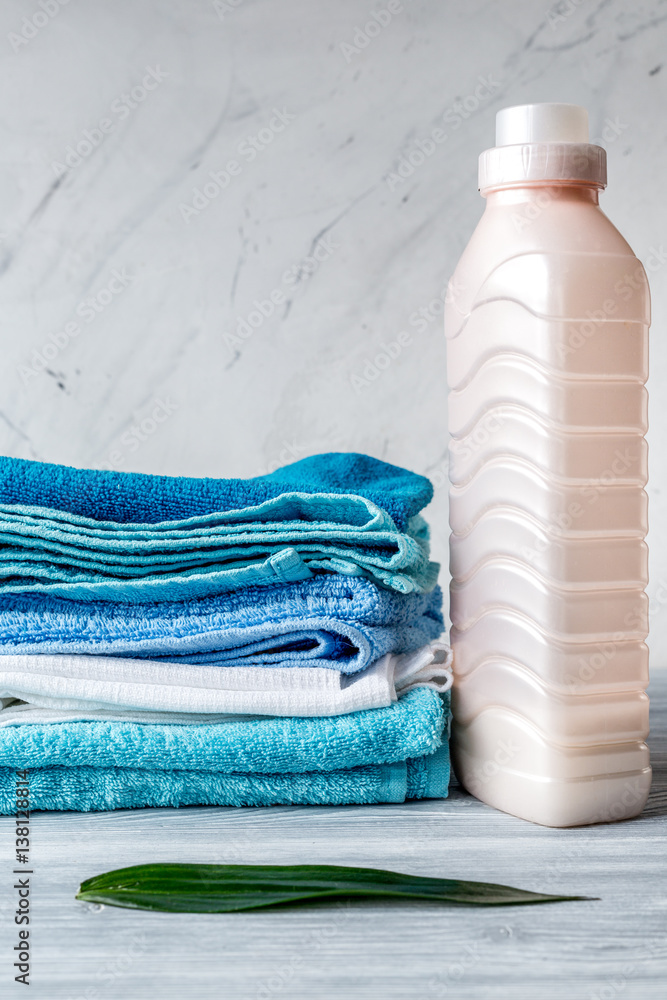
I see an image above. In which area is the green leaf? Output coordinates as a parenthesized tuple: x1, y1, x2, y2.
(76, 863, 594, 913)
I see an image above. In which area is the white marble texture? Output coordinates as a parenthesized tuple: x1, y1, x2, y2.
(0, 0, 666, 656)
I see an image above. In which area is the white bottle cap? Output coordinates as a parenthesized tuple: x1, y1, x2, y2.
(478, 102, 606, 193)
(496, 103, 589, 146)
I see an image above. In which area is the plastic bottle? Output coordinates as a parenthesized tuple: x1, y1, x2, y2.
(445, 103, 651, 827)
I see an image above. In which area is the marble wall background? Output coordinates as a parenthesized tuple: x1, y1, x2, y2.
(1, 0, 666, 658)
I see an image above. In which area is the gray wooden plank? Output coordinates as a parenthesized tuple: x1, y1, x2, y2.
(1, 673, 666, 1000)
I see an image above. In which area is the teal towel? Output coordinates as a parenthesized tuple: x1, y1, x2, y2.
(0, 453, 438, 600)
(0, 493, 437, 601)
(0, 689, 450, 812)
(0, 746, 450, 811)
(0, 688, 445, 773)
(0, 452, 431, 531)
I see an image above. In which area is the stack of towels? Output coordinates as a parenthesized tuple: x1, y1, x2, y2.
(0, 452, 452, 813)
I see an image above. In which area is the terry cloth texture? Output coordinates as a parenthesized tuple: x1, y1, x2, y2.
(0, 689, 451, 811)
(0, 451, 451, 812)
(0, 642, 453, 718)
(0, 452, 431, 530)
(0, 687, 446, 773)
(0, 494, 437, 600)
(0, 578, 443, 674)
(0, 746, 451, 811)
(0, 453, 438, 600)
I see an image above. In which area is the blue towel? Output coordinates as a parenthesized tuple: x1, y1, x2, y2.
(0, 452, 431, 531)
(0, 689, 451, 811)
(0, 493, 437, 601)
(0, 747, 450, 811)
(0, 578, 444, 673)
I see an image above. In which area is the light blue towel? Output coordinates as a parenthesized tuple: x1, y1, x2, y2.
(0, 688, 446, 773)
(0, 747, 450, 811)
(0, 578, 444, 673)
(0, 689, 450, 811)
(0, 493, 437, 601)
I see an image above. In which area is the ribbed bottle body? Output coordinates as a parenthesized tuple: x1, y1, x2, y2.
(446, 190, 651, 827)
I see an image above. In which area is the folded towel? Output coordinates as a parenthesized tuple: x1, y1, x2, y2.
(0, 642, 453, 719)
(0, 686, 446, 773)
(0, 452, 431, 531)
(0, 687, 450, 811)
(0, 454, 437, 600)
(0, 493, 437, 601)
(0, 744, 450, 811)
(0, 577, 443, 674)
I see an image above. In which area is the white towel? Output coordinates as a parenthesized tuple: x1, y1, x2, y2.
(0, 641, 452, 724)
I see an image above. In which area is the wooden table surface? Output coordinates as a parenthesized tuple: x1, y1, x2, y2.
(2, 674, 666, 1000)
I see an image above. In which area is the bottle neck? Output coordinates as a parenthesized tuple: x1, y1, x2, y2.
(484, 184, 600, 208)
